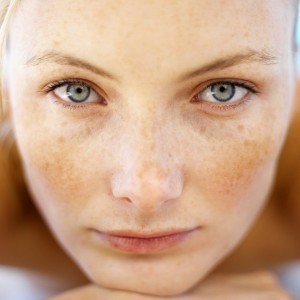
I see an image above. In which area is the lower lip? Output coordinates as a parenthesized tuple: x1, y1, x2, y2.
(95, 230, 197, 254)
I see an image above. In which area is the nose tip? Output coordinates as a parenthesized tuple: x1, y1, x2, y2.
(111, 168, 183, 213)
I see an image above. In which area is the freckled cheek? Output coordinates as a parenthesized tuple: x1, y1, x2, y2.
(198, 136, 278, 210)
(13, 95, 111, 200)
(183, 115, 283, 215)
(48, 149, 102, 197)
(15, 121, 105, 209)
(216, 145, 264, 192)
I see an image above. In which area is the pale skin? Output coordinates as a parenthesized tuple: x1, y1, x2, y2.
(0, 0, 299, 298)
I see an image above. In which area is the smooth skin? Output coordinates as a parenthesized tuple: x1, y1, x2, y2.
(0, 0, 299, 298)
(47, 272, 292, 300)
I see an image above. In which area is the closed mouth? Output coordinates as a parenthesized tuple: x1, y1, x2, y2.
(94, 228, 198, 254)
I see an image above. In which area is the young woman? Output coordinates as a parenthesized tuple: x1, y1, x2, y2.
(0, 0, 299, 299)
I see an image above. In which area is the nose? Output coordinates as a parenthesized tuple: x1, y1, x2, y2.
(111, 166, 183, 213)
(110, 121, 184, 213)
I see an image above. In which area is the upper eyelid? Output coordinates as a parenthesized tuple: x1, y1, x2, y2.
(45, 79, 92, 92)
(43, 78, 110, 99)
(200, 80, 259, 93)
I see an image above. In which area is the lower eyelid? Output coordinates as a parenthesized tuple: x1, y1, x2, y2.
(193, 92, 254, 115)
(48, 93, 102, 111)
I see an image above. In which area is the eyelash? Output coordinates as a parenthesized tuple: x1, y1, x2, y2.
(44, 78, 259, 111)
(44, 78, 104, 110)
(191, 79, 259, 111)
(45, 78, 88, 93)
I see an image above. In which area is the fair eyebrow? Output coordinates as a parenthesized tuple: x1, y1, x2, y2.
(25, 51, 121, 83)
(177, 49, 279, 82)
(25, 49, 279, 83)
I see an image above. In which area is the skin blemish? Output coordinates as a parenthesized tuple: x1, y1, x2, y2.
(58, 136, 65, 143)
(238, 124, 244, 132)
(244, 139, 251, 147)
(42, 161, 50, 172)
(199, 125, 207, 134)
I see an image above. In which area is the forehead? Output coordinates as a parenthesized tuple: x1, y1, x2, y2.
(9, 0, 294, 83)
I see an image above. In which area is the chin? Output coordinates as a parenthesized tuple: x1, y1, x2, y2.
(68, 238, 214, 297)
(99, 279, 197, 297)
(85, 266, 205, 297)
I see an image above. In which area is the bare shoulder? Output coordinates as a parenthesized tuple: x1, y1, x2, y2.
(0, 129, 26, 233)
(0, 121, 37, 262)
(0, 116, 38, 222)
(272, 80, 300, 223)
(0, 119, 48, 265)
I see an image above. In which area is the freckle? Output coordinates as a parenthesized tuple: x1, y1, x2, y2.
(85, 126, 93, 136)
(199, 125, 207, 134)
(58, 136, 65, 143)
(61, 121, 67, 127)
(238, 125, 244, 132)
(53, 39, 61, 47)
(43, 161, 50, 171)
(244, 139, 251, 147)
(224, 187, 231, 195)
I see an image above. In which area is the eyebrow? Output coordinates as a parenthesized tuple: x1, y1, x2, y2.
(25, 49, 279, 83)
(177, 49, 279, 82)
(25, 51, 121, 82)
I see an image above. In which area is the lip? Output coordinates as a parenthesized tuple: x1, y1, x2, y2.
(94, 228, 198, 254)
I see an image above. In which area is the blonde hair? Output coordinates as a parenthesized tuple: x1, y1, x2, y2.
(0, 0, 20, 116)
(0, 0, 25, 202)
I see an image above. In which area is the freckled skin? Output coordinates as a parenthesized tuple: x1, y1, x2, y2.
(5, 0, 296, 297)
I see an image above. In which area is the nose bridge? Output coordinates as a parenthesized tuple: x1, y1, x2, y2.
(111, 106, 183, 212)
(126, 97, 166, 172)
(136, 111, 159, 171)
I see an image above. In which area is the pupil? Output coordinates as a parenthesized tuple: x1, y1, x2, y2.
(219, 86, 226, 93)
(76, 87, 83, 94)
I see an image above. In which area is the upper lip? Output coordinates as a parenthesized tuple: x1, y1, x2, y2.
(98, 228, 198, 238)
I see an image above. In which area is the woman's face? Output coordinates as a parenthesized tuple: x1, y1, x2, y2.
(5, 0, 296, 296)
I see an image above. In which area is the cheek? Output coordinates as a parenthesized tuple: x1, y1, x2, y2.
(207, 138, 273, 197)
(18, 131, 105, 204)
(11, 98, 111, 212)
(205, 138, 277, 229)
(184, 109, 288, 217)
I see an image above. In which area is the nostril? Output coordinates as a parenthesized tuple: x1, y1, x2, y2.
(122, 197, 132, 204)
(110, 168, 184, 212)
